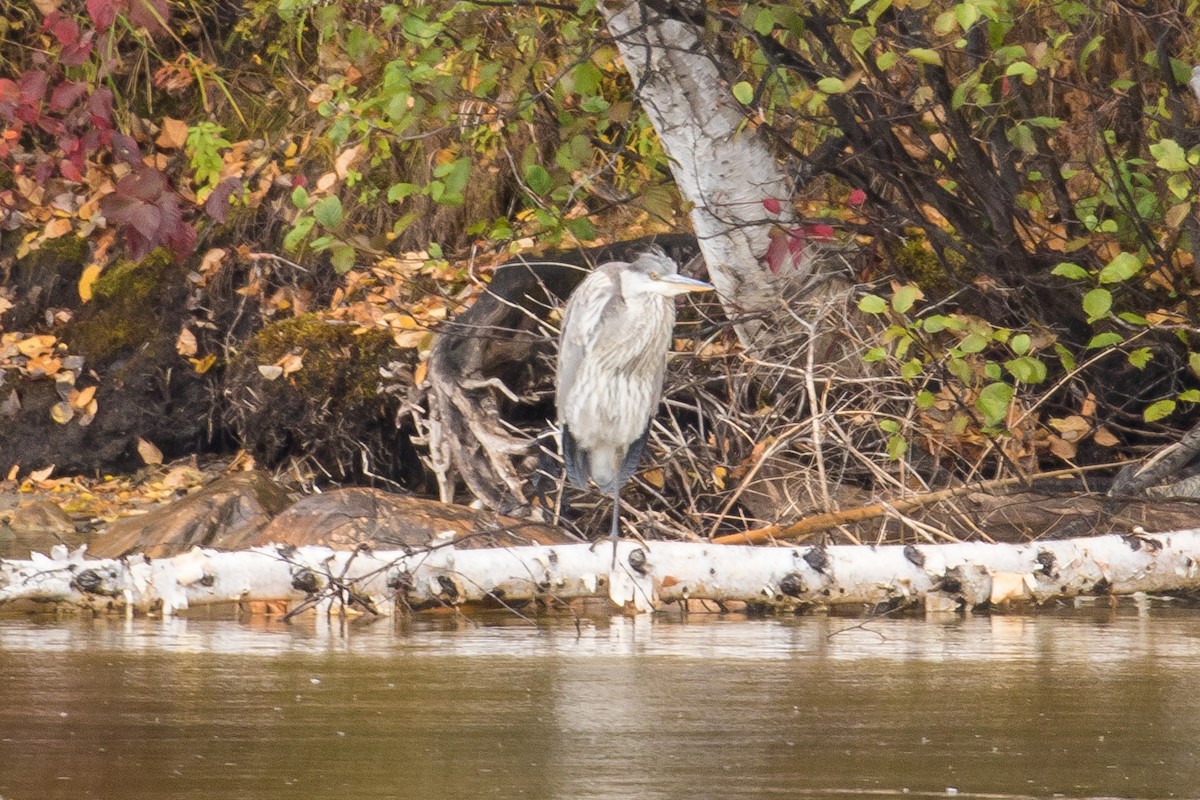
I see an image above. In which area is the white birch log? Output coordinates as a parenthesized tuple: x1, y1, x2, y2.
(600, 1, 801, 345)
(2, 531, 1199, 616)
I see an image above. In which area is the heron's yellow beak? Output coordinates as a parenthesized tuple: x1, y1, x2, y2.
(660, 274, 715, 294)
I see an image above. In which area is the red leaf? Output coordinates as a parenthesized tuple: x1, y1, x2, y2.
(204, 178, 242, 223)
(114, 167, 167, 202)
(60, 159, 84, 182)
(127, 0, 170, 36)
(19, 71, 49, 104)
(108, 131, 142, 165)
(87, 87, 114, 128)
(49, 81, 88, 113)
(61, 31, 95, 67)
(43, 12, 80, 48)
(87, 0, 119, 30)
(805, 224, 835, 241)
(848, 188, 867, 206)
(167, 221, 197, 259)
(762, 197, 782, 214)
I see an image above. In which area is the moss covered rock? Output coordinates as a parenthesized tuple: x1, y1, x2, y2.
(226, 313, 413, 483)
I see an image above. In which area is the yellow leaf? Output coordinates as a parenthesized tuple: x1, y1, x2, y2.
(190, 354, 217, 374)
(156, 117, 189, 150)
(712, 465, 727, 490)
(412, 360, 428, 386)
(50, 401, 74, 425)
(258, 364, 283, 380)
(642, 467, 665, 489)
(29, 465, 54, 482)
(79, 263, 104, 303)
(4, 465, 17, 481)
(136, 437, 163, 465)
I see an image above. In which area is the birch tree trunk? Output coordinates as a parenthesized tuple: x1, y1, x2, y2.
(599, 1, 803, 345)
(4, 531, 1199, 616)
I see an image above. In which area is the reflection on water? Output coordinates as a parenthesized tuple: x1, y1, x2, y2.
(1, 606, 1199, 800)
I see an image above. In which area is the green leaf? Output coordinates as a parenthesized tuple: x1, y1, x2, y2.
(1004, 356, 1046, 384)
(891, 284, 921, 313)
(863, 346, 889, 362)
(1051, 262, 1089, 280)
(565, 216, 596, 241)
(1026, 116, 1062, 129)
(958, 332, 989, 353)
(1150, 138, 1188, 172)
(1010, 333, 1031, 355)
(922, 315, 950, 333)
(887, 434, 908, 460)
(290, 186, 310, 209)
(732, 81, 755, 104)
(1179, 389, 1200, 404)
(876, 51, 899, 71)
(1055, 343, 1076, 371)
(330, 243, 355, 274)
(1086, 332, 1124, 349)
(312, 196, 344, 228)
(571, 62, 602, 95)
(1005, 61, 1038, 84)
(1097, 252, 1142, 284)
(916, 390, 935, 409)
(1082, 287, 1112, 319)
(976, 382, 1014, 427)
(1079, 35, 1103, 73)
(1189, 352, 1200, 377)
(387, 182, 420, 203)
(524, 164, 552, 195)
(283, 216, 315, 251)
(907, 47, 943, 66)
(900, 358, 924, 379)
(1168, 174, 1192, 200)
(857, 294, 888, 314)
(753, 8, 775, 35)
(879, 419, 900, 433)
(1143, 399, 1176, 423)
(816, 77, 847, 94)
(1127, 347, 1153, 369)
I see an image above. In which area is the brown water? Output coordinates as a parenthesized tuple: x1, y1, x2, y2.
(1, 605, 1198, 800)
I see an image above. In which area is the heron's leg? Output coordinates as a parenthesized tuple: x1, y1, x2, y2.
(610, 488, 621, 568)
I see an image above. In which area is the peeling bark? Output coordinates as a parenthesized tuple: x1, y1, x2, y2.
(4, 530, 1200, 616)
(600, 1, 803, 344)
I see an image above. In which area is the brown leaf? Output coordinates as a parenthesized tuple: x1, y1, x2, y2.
(29, 465, 54, 482)
(156, 117, 189, 149)
(334, 146, 361, 180)
(1093, 427, 1120, 447)
(199, 247, 227, 275)
(136, 437, 163, 465)
(44, 218, 73, 239)
(1047, 434, 1077, 460)
(257, 364, 283, 380)
(176, 326, 198, 356)
(70, 385, 96, 409)
(277, 353, 303, 376)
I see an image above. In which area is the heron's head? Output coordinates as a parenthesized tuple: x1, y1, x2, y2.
(622, 247, 715, 298)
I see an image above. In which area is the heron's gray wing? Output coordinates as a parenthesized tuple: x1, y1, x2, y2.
(555, 266, 621, 418)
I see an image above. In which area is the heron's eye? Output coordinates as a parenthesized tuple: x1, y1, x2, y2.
(648, 271, 660, 280)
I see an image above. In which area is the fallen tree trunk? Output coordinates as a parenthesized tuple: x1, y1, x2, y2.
(3, 530, 1199, 616)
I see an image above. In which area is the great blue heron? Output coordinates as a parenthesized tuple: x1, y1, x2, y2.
(556, 247, 714, 566)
